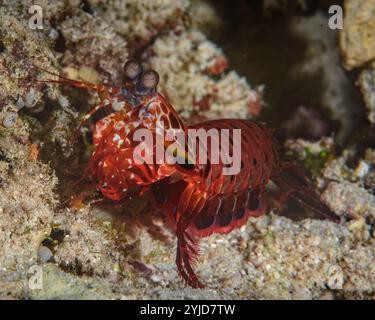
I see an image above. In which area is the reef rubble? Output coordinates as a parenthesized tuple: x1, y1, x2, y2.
(0, 0, 373, 300)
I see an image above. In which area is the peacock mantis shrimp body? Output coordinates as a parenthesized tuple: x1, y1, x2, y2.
(36, 60, 338, 288)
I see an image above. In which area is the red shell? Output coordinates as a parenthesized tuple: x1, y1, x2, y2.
(88, 89, 279, 287)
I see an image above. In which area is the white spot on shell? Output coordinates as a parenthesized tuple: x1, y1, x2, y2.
(113, 134, 121, 142)
(15, 97, 25, 110)
(2, 112, 18, 128)
(112, 100, 125, 111)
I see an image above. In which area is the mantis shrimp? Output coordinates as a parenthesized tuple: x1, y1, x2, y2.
(34, 60, 338, 288)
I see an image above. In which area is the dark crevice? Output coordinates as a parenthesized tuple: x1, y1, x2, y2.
(53, 29, 66, 53)
(81, 0, 93, 14)
(210, 0, 365, 148)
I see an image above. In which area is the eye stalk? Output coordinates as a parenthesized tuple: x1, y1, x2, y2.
(122, 60, 159, 101)
(136, 70, 159, 95)
(140, 70, 159, 90)
(124, 60, 142, 81)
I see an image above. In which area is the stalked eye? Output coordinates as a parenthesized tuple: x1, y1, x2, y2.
(124, 60, 142, 80)
(139, 70, 159, 91)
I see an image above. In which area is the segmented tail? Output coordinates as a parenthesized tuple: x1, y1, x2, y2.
(272, 162, 339, 222)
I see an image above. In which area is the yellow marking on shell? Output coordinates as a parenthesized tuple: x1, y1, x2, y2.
(115, 121, 125, 130)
